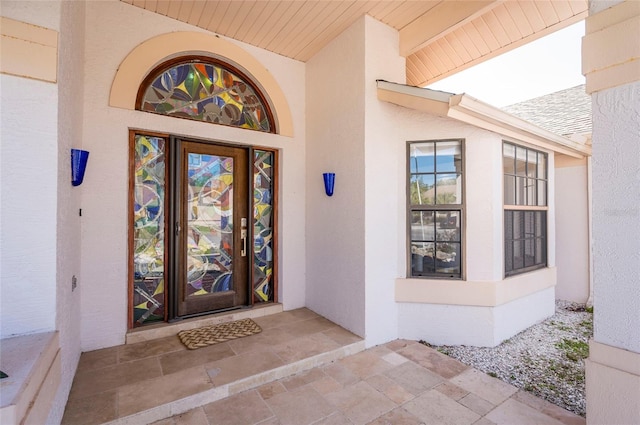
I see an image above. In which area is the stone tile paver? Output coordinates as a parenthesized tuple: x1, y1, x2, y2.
(203, 390, 273, 425)
(398, 343, 469, 379)
(365, 374, 415, 404)
(403, 389, 480, 425)
(321, 362, 360, 387)
(324, 381, 397, 425)
(383, 339, 419, 352)
(256, 381, 287, 400)
(486, 398, 566, 425)
(381, 351, 409, 366)
(367, 407, 424, 425)
(313, 411, 354, 425)
(383, 361, 443, 395)
(119, 335, 185, 363)
(118, 366, 213, 417)
(323, 327, 364, 345)
(69, 356, 163, 398)
(450, 368, 518, 405)
(280, 367, 326, 390)
(459, 392, 496, 416)
(339, 350, 396, 380)
(160, 341, 235, 375)
(61, 389, 117, 425)
(312, 375, 344, 395)
(473, 418, 497, 425)
(66, 310, 585, 425)
(255, 418, 281, 425)
(75, 346, 119, 372)
(158, 338, 584, 425)
(434, 381, 470, 401)
(265, 385, 335, 425)
(171, 407, 210, 425)
(512, 390, 586, 425)
(205, 349, 284, 385)
(272, 332, 340, 363)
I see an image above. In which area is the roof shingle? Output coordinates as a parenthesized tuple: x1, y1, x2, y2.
(503, 85, 592, 137)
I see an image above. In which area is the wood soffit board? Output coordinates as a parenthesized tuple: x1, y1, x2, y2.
(122, 0, 587, 87)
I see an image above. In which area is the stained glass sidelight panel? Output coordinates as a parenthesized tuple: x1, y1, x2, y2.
(133, 135, 166, 325)
(186, 154, 234, 296)
(253, 150, 274, 302)
(140, 61, 272, 132)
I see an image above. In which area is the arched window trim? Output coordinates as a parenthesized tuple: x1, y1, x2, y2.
(135, 55, 276, 134)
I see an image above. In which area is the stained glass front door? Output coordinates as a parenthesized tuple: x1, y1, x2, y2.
(177, 141, 249, 316)
(131, 132, 276, 326)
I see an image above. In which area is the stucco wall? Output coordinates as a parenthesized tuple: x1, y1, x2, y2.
(305, 16, 367, 337)
(362, 17, 406, 346)
(80, 0, 306, 351)
(49, 1, 85, 422)
(0, 0, 60, 337)
(591, 81, 640, 353)
(387, 109, 512, 282)
(378, 98, 556, 346)
(0, 75, 58, 338)
(585, 2, 639, 422)
(398, 285, 556, 347)
(555, 162, 590, 303)
(305, 15, 558, 347)
(0, 0, 61, 29)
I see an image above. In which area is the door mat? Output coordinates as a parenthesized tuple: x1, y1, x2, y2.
(178, 318, 262, 350)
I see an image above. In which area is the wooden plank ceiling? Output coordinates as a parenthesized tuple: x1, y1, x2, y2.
(122, 0, 587, 87)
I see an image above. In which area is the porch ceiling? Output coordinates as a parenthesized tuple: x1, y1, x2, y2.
(122, 0, 587, 87)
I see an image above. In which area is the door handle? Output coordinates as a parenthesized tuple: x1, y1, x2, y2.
(241, 218, 247, 257)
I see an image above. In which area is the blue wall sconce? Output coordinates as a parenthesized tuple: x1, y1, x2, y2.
(323, 172, 335, 197)
(71, 149, 90, 186)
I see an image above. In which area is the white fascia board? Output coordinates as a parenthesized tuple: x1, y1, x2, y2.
(448, 94, 591, 159)
(376, 80, 454, 102)
(375, 80, 591, 159)
(376, 80, 453, 116)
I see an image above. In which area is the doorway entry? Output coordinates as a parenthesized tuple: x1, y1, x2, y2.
(130, 132, 276, 327)
(176, 140, 249, 316)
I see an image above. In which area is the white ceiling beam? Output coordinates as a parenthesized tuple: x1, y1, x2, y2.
(399, 0, 499, 57)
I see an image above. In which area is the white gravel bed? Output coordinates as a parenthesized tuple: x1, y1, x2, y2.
(429, 300, 593, 417)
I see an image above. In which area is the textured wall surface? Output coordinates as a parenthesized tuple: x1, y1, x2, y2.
(585, 2, 639, 423)
(0, 2, 63, 339)
(555, 164, 590, 303)
(398, 287, 555, 347)
(362, 16, 405, 346)
(49, 0, 85, 423)
(305, 16, 367, 337)
(80, 0, 306, 351)
(591, 81, 640, 353)
(0, 73, 58, 337)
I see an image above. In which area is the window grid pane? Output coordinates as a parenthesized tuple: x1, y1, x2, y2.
(503, 143, 547, 207)
(435, 242, 460, 274)
(409, 210, 461, 278)
(503, 143, 516, 174)
(410, 141, 463, 207)
(504, 210, 547, 276)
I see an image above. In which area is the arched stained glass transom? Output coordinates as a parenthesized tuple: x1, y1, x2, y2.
(137, 57, 274, 133)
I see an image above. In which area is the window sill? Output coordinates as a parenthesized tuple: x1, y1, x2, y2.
(395, 267, 556, 307)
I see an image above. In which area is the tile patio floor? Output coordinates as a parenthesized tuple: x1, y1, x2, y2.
(62, 308, 585, 425)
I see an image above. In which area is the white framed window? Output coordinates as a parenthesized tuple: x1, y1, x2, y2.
(408, 140, 463, 279)
(503, 142, 548, 276)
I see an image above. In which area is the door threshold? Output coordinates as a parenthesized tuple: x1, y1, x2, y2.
(125, 303, 282, 345)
